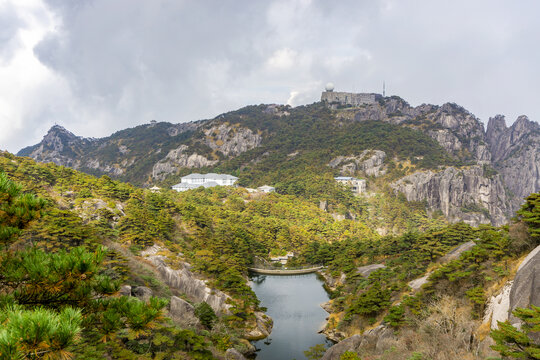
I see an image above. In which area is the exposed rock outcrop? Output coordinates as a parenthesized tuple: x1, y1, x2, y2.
(244, 311, 273, 340)
(225, 348, 247, 360)
(483, 244, 540, 339)
(169, 296, 199, 327)
(141, 246, 232, 314)
(132, 286, 153, 301)
(152, 145, 218, 180)
(18, 122, 200, 182)
(486, 115, 540, 212)
(391, 165, 511, 226)
(438, 241, 476, 263)
(18, 125, 93, 167)
(352, 101, 490, 163)
(508, 245, 540, 329)
(203, 123, 262, 156)
(321, 325, 394, 360)
(357, 264, 386, 277)
(484, 281, 513, 329)
(328, 150, 387, 177)
(426, 103, 491, 163)
(119, 285, 132, 296)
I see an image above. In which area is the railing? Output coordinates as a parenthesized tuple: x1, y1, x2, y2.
(248, 266, 324, 275)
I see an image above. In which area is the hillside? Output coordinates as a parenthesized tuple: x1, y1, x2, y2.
(19, 97, 540, 227)
(1, 151, 539, 360)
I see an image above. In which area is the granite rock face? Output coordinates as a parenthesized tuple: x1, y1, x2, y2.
(391, 165, 510, 226)
(483, 245, 540, 342)
(132, 286, 153, 301)
(225, 348, 247, 360)
(244, 311, 273, 340)
(321, 325, 394, 360)
(508, 245, 540, 329)
(141, 246, 232, 314)
(328, 150, 387, 177)
(152, 145, 218, 180)
(357, 264, 386, 277)
(486, 115, 540, 211)
(203, 123, 262, 157)
(426, 103, 491, 163)
(352, 101, 490, 163)
(169, 296, 199, 327)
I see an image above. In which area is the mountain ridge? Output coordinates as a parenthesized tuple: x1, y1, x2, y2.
(18, 96, 540, 227)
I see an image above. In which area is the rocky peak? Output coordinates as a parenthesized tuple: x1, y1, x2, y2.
(41, 125, 81, 150)
(17, 125, 90, 167)
(511, 115, 537, 140)
(485, 115, 540, 211)
(486, 115, 507, 155)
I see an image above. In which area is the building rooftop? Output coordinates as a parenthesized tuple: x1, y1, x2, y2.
(182, 173, 238, 180)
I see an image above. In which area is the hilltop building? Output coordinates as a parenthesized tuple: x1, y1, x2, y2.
(172, 173, 238, 192)
(321, 83, 382, 107)
(335, 176, 366, 194)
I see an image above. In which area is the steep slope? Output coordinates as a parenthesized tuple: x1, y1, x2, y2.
(486, 114, 540, 212)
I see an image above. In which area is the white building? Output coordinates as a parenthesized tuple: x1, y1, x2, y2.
(172, 173, 238, 192)
(335, 176, 366, 194)
(270, 252, 294, 265)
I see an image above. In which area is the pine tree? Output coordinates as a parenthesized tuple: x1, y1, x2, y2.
(491, 305, 540, 359)
(0, 172, 46, 247)
(517, 193, 540, 245)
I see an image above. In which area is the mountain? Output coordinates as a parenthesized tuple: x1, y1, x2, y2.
(18, 96, 540, 227)
(3, 148, 540, 360)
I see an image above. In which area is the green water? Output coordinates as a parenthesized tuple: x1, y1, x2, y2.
(249, 273, 332, 360)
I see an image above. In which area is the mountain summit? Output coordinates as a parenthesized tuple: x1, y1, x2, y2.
(18, 96, 540, 227)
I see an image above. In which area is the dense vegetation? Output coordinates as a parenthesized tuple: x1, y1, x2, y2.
(2, 144, 539, 359)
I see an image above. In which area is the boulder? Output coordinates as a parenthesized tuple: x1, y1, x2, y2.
(357, 264, 386, 277)
(321, 334, 362, 360)
(244, 311, 273, 340)
(225, 348, 247, 360)
(169, 296, 198, 327)
(508, 245, 540, 336)
(321, 325, 394, 360)
(119, 285, 132, 296)
(132, 286, 153, 301)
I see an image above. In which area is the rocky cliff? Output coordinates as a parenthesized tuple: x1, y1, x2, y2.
(19, 125, 94, 167)
(391, 165, 511, 226)
(486, 115, 540, 211)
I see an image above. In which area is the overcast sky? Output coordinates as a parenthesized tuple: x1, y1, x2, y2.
(1, 0, 539, 153)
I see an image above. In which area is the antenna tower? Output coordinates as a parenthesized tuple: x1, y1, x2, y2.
(383, 81, 386, 97)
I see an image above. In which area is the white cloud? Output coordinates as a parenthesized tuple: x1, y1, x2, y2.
(1, 0, 540, 153)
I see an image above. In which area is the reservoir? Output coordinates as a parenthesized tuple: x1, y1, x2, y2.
(249, 272, 331, 360)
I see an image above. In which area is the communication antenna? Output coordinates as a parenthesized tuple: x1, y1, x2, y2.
(383, 81, 386, 97)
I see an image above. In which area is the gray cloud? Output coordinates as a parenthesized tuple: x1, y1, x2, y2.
(0, 3, 24, 64)
(1, 0, 540, 153)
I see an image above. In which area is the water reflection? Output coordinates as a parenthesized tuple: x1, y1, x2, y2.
(249, 273, 332, 360)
